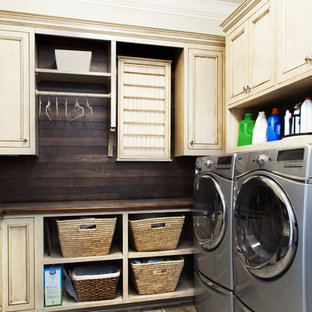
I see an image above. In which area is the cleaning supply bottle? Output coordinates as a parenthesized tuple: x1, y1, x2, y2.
(300, 97, 312, 133)
(252, 111, 268, 144)
(267, 108, 281, 141)
(291, 103, 301, 134)
(284, 110, 292, 136)
(237, 113, 255, 146)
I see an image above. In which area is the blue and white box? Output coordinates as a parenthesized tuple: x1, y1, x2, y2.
(44, 266, 62, 307)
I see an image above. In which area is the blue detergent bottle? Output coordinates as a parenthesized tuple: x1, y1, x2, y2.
(267, 108, 281, 141)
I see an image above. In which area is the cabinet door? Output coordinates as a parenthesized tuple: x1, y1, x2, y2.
(0, 28, 36, 154)
(249, 1, 275, 94)
(227, 21, 249, 105)
(188, 48, 223, 152)
(2, 218, 35, 311)
(277, 0, 312, 83)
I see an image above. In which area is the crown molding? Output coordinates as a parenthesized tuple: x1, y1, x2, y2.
(0, 10, 225, 46)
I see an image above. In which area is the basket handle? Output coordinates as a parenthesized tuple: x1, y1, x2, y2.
(151, 222, 166, 229)
(79, 224, 96, 230)
(152, 269, 167, 275)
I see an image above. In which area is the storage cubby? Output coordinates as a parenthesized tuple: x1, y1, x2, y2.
(41, 206, 193, 311)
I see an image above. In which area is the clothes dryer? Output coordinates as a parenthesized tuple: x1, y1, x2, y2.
(193, 154, 236, 312)
(233, 146, 312, 312)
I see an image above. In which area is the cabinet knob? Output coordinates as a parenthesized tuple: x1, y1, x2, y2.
(305, 56, 312, 62)
(23, 138, 28, 143)
(190, 140, 194, 145)
(243, 86, 247, 92)
(246, 85, 251, 90)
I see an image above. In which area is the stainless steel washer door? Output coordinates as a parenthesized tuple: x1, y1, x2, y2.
(234, 175, 297, 279)
(193, 174, 226, 251)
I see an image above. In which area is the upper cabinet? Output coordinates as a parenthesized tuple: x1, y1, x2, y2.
(175, 46, 224, 156)
(0, 26, 36, 155)
(226, 0, 275, 106)
(277, 0, 312, 83)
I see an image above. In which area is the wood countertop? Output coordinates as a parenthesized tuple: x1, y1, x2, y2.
(0, 197, 193, 217)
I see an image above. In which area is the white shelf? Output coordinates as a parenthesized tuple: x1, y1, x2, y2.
(44, 292, 123, 311)
(128, 240, 194, 259)
(35, 68, 111, 83)
(44, 245, 123, 265)
(127, 275, 194, 303)
(228, 134, 312, 153)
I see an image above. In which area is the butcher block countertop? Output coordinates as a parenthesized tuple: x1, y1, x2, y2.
(0, 197, 193, 217)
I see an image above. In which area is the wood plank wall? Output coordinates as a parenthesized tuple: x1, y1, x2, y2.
(0, 39, 195, 203)
(0, 98, 195, 203)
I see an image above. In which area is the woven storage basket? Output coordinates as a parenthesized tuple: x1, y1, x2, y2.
(130, 257, 184, 295)
(71, 265, 120, 302)
(129, 216, 185, 251)
(56, 217, 116, 257)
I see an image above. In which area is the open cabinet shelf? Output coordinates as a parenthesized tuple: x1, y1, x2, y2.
(40, 207, 193, 311)
(35, 68, 111, 84)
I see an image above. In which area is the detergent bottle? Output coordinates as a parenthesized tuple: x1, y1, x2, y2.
(252, 111, 268, 144)
(284, 110, 292, 136)
(291, 103, 301, 134)
(237, 113, 255, 146)
(300, 97, 312, 133)
(267, 108, 281, 141)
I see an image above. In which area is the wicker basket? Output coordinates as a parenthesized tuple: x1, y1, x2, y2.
(56, 217, 116, 257)
(129, 216, 185, 251)
(130, 257, 184, 295)
(71, 265, 120, 302)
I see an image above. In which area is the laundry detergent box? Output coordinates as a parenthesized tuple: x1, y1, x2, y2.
(44, 266, 62, 307)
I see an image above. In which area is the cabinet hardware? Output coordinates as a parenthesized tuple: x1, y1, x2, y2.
(23, 138, 28, 143)
(305, 56, 312, 62)
(190, 140, 194, 145)
(243, 86, 247, 92)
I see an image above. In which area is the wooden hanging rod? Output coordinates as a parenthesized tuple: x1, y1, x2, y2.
(35, 90, 111, 98)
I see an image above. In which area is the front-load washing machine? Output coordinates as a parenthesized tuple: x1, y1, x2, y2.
(193, 154, 236, 312)
(233, 145, 312, 312)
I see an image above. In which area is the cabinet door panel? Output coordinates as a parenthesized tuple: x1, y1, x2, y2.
(277, 0, 311, 82)
(189, 49, 223, 151)
(227, 22, 249, 104)
(3, 218, 34, 311)
(0, 30, 30, 149)
(249, 1, 275, 92)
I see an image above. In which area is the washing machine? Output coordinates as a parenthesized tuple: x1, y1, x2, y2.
(233, 145, 312, 312)
(193, 154, 236, 312)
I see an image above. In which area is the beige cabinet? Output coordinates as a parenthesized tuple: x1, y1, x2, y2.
(0, 26, 36, 155)
(277, 0, 312, 83)
(226, 0, 275, 106)
(2, 217, 35, 311)
(175, 47, 224, 156)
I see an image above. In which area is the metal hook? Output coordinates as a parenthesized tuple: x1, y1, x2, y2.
(70, 97, 84, 121)
(55, 97, 59, 117)
(85, 96, 93, 120)
(38, 96, 42, 118)
(45, 96, 52, 122)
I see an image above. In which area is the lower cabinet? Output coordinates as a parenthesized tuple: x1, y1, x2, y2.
(1, 205, 194, 311)
(1, 217, 35, 311)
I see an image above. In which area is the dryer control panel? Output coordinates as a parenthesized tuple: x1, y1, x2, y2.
(235, 146, 310, 181)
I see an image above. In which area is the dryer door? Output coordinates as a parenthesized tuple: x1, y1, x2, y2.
(234, 175, 297, 279)
(193, 174, 226, 250)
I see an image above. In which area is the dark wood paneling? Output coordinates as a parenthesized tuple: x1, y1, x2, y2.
(0, 98, 195, 203)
